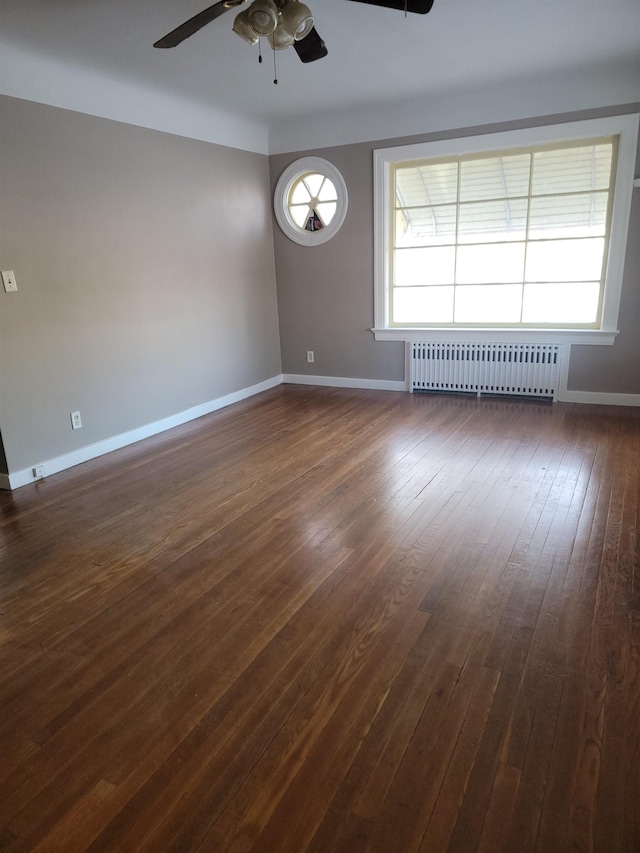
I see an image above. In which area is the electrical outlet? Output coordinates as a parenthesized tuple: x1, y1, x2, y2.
(33, 465, 46, 479)
(2, 270, 17, 293)
(70, 411, 82, 430)
(306, 350, 315, 364)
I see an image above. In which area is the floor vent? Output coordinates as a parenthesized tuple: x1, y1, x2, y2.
(410, 342, 561, 401)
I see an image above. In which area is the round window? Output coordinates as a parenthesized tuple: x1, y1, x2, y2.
(274, 157, 348, 246)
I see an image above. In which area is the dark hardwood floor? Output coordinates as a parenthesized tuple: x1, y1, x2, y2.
(1, 385, 639, 852)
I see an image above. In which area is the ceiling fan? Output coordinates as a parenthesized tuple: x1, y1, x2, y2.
(154, 0, 435, 64)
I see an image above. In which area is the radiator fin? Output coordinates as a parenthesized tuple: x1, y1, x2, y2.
(411, 342, 561, 401)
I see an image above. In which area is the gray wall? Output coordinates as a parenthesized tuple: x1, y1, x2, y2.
(0, 95, 281, 474)
(568, 186, 640, 392)
(1, 94, 638, 481)
(271, 106, 640, 393)
(270, 143, 404, 381)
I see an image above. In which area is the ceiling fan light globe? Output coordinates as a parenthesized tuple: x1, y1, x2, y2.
(280, 0, 314, 40)
(268, 21, 295, 49)
(247, 0, 279, 35)
(294, 19, 314, 40)
(232, 9, 259, 44)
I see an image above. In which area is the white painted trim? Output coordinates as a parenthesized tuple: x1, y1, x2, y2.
(372, 328, 619, 345)
(375, 115, 640, 168)
(543, 349, 640, 405)
(559, 390, 640, 407)
(4, 375, 283, 491)
(274, 158, 348, 246)
(373, 114, 639, 340)
(4, 370, 637, 491)
(602, 113, 639, 331)
(283, 374, 407, 392)
(373, 148, 390, 331)
(283, 371, 640, 406)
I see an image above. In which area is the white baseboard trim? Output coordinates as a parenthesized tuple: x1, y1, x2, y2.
(558, 390, 640, 406)
(4, 373, 638, 491)
(557, 347, 640, 406)
(4, 375, 283, 491)
(283, 374, 407, 392)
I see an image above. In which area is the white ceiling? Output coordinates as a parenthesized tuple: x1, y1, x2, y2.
(1, 0, 639, 152)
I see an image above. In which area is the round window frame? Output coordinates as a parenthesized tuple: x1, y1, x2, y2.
(274, 157, 348, 246)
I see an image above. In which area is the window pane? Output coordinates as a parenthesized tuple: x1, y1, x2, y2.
(395, 162, 459, 207)
(317, 179, 337, 202)
(531, 143, 612, 196)
(382, 128, 622, 330)
(394, 246, 455, 286)
(458, 198, 528, 243)
(460, 153, 530, 202)
(456, 242, 525, 284)
(290, 181, 311, 205)
(303, 173, 324, 196)
(289, 204, 309, 227)
(522, 281, 600, 323)
(394, 206, 456, 247)
(316, 202, 337, 226)
(529, 192, 608, 239)
(393, 286, 454, 323)
(454, 284, 523, 323)
(525, 237, 605, 282)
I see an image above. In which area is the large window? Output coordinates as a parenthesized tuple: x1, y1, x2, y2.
(373, 116, 638, 344)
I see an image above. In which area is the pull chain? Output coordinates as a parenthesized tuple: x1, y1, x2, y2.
(273, 48, 278, 84)
(258, 38, 262, 63)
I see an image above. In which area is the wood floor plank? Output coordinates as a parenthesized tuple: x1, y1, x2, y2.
(1, 386, 638, 852)
(503, 673, 564, 851)
(476, 761, 521, 853)
(417, 664, 500, 851)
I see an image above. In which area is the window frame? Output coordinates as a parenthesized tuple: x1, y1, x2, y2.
(274, 157, 348, 246)
(372, 115, 639, 344)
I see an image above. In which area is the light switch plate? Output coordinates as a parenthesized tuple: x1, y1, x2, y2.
(2, 271, 17, 293)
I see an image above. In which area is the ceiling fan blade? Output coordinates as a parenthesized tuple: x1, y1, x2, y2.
(154, 0, 244, 48)
(345, 0, 434, 13)
(293, 27, 328, 63)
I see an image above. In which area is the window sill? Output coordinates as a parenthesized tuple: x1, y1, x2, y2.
(371, 328, 619, 346)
